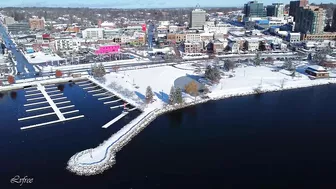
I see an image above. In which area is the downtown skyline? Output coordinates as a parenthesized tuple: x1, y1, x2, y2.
(1, 0, 333, 8)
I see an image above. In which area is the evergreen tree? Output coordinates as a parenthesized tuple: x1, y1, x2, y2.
(145, 86, 154, 103)
(205, 65, 221, 83)
(175, 87, 183, 104)
(168, 86, 175, 105)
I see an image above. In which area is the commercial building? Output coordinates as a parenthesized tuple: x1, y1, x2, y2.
(29, 17, 45, 30)
(266, 3, 285, 17)
(190, 7, 206, 29)
(7, 23, 30, 34)
(4, 17, 15, 25)
(94, 43, 120, 55)
(244, 1, 266, 18)
(289, 0, 309, 20)
(295, 5, 325, 34)
(82, 28, 104, 39)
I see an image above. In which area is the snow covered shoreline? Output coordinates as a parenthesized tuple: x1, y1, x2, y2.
(67, 77, 335, 176)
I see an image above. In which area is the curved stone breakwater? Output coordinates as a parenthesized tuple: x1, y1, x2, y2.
(67, 79, 336, 176)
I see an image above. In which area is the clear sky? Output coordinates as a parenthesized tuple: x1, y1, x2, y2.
(2, 0, 333, 8)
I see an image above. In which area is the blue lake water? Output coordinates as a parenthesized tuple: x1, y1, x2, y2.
(1, 84, 336, 188)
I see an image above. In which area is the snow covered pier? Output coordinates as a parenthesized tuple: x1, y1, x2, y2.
(102, 111, 129, 129)
(20, 83, 85, 130)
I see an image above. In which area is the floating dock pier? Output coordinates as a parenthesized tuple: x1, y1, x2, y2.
(88, 88, 104, 93)
(21, 115, 84, 130)
(102, 111, 129, 129)
(93, 92, 109, 97)
(104, 99, 121, 104)
(98, 96, 114, 100)
(110, 103, 129, 110)
(21, 83, 85, 130)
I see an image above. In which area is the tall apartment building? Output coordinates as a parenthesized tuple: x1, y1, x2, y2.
(289, 0, 308, 20)
(244, 1, 266, 18)
(266, 3, 285, 17)
(29, 17, 45, 30)
(295, 5, 325, 34)
(190, 7, 206, 29)
(82, 28, 104, 39)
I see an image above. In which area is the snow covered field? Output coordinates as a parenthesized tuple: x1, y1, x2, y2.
(103, 66, 194, 103)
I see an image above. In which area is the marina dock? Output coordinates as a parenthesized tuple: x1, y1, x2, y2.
(102, 111, 129, 129)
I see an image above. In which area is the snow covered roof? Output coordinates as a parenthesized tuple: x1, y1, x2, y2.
(307, 65, 326, 71)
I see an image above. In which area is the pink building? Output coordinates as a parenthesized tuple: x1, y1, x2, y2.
(94, 43, 120, 55)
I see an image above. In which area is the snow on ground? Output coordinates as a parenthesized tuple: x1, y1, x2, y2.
(25, 51, 64, 64)
(103, 66, 194, 105)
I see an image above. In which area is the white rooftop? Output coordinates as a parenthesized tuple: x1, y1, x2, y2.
(307, 65, 326, 71)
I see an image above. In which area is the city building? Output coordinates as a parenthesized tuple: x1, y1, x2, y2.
(4, 17, 15, 25)
(94, 43, 120, 55)
(203, 25, 229, 34)
(213, 39, 228, 53)
(295, 5, 325, 34)
(7, 23, 30, 34)
(244, 1, 266, 18)
(245, 38, 260, 52)
(287, 32, 301, 43)
(54, 37, 82, 51)
(190, 6, 206, 29)
(266, 3, 285, 17)
(175, 33, 186, 43)
(184, 42, 202, 53)
(289, 0, 309, 20)
(186, 33, 201, 42)
(200, 33, 214, 41)
(82, 28, 104, 39)
(29, 17, 45, 30)
(103, 29, 123, 39)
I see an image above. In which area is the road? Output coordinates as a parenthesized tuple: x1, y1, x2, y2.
(0, 24, 36, 78)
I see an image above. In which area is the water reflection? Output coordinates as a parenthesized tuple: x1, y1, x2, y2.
(168, 110, 183, 128)
(57, 84, 65, 92)
(10, 91, 17, 99)
(0, 92, 4, 99)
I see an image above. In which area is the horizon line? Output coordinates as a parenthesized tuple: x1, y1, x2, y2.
(0, 5, 244, 9)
